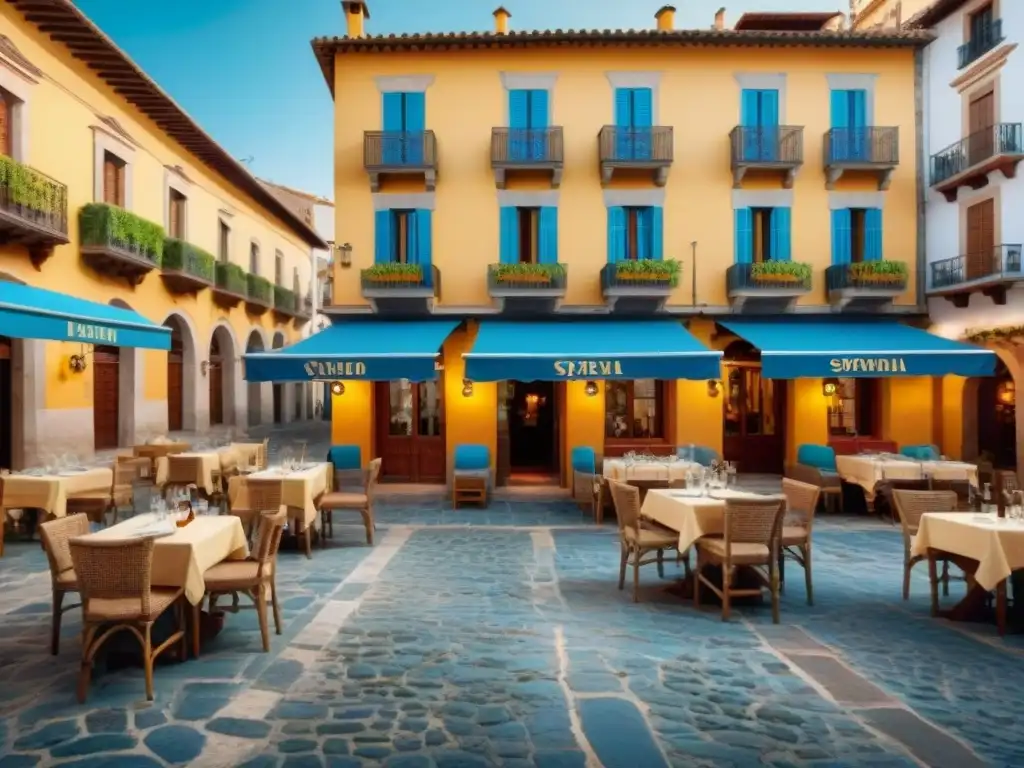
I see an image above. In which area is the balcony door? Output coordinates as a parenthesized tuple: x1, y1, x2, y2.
(722, 341, 785, 474)
(375, 379, 445, 483)
(966, 198, 995, 280)
(382, 92, 424, 165)
(968, 89, 995, 166)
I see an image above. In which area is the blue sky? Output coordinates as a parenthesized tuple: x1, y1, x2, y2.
(75, 0, 840, 199)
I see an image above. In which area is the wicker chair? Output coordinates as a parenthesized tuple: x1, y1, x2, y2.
(892, 489, 960, 600)
(65, 466, 117, 525)
(39, 514, 89, 654)
(779, 478, 822, 605)
(318, 458, 382, 546)
(204, 507, 288, 656)
(69, 535, 185, 702)
(232, 478, 283, 543)
(607, 480, 680, 603)
(257, 438, 270, 470)
(695, 497, 786, 623)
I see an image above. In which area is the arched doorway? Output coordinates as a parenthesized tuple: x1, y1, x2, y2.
(978, 359, 1017, 469)
(722, 340, 786, 474)
(209, 324, 238, 427)
(246, 330, 264, 428)
(165, 318, 185, 432)
(93, 345, 120, 450)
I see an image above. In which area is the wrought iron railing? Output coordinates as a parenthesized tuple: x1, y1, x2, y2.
(0, 157, 68, 237)
(826, 263, 908, 292)
(729, 126, 803, 165)
(931, 123, 1023, 185)
(491, 127, 564, 165)
(930, 244, 1023, 289)
(487, 263, 567, 291)
(598, 126, 673, 163)
(363, 130, 437, 169)
(727, 262, 812, 292)
(824, 127, 899, 165)
(958, 17, 1003, 69)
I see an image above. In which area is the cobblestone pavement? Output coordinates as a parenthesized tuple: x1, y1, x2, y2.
(1, 437, 1022, 765)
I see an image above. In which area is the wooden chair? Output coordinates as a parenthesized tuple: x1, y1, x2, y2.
(39, 514, 88, 654)
(452, 445, 491, 509)
(231, 478, 283, 544)
(69, 535, 185, 702)
(695, 497, 786, 623)
(203, 507, 287, 656)
(256, 438, 270, 470)
(607, 480, 680, 603)
(318, 458, 382, 546)
(779, 478, 822, 605)
(892, 489, 960, 600)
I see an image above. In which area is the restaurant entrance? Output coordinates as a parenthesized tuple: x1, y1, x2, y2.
(722, 341, 786, 474)
(375, 379, 445, 483)
(499, 380, 559, 484)
(978, 359, 1016, 469)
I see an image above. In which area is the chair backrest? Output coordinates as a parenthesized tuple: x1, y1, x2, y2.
(252, 506, 288, 574)
(256, 438, 270, 470)
(781, 478, 822, 531)
(454, 444, 490, 471)
(246, 479, 283, 513)
(167, 455, 202, 485)
(365, 458, 383, 497)
(607, 479, 640, 533)
(892, 489, 959, 538)
(40, 513, 90, 580)
(997, 470, 1019, 494)
(900, 444, 939, 461)
(677, 445, 720, 466)
(724, 498, 785, 546)
(570, 447, 596, 474)
(796, 444, 837, 472)
(327, 445, 362, 471)
(70, 535, 156, 616)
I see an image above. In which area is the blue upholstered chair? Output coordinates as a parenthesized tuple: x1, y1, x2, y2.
(452, 444, 492, 508)
(676, 445, 720, 467)
(571, 446, 604, 523)
(326, 444, 364, 490)
(785, 444, 842, 512)
(900, 444, 940, 461)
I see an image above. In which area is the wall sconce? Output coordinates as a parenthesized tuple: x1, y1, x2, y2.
(822, 378, 839, 397)
(336, 242, 353, 268)
(706, 379, 720, 398)
(69, 345, 92, 373)
(462, 378, 473, 397)
(997, 379, 1016, 405)
(584, 380, 598, 397)
(330, 381, 345, 396)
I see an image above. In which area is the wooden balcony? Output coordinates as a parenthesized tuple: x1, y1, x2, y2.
(78, 204, 162, 287)
(726, 262, 811, 311)
(825, 261, 908, 310)
(0, 158, 68, 269)
(931, 124, 1024, 202)
(929, 244, 1023, 307)
(490, 127, 563, 189)
(160, 239, 214, 295)
(823, 127, 900, 190)
(363, 130, 437, 192)
(212, 262, 246, 309)
(360, 264, 440, 315)
(597, 126, 673, 187)
(245, 274, 273, 315)
(729, 126, 803, 188)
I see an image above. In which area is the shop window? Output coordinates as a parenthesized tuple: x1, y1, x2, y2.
(827, 378, 879, 437)
(605, 379, 664, 439)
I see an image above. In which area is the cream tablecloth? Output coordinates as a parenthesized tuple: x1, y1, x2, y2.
(912, 512, 1024, 591)
(154, 448, 238, 494)
(86, 513, 249, 604)
(641, 488, 776, 552)
(3, 468, 113, 518)
(836, 455, 978, 500)
(231, 442, 264, 469)
(603, 459, 698, 484)
(242, 463, 332, 529)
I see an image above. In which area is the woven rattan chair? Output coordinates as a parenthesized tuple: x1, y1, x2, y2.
(892, 489, 960, 600)
(318, 458, 382, 546)
(695, 497, 786, 623)
(203, 506, 287, 656)
(65, 466, 117, 525)
(257, 438, 270, 470)
(39, 514, 89, 654)
(69, 535, 185, 702)
(607, 480, 680, 603)
(232, 478, 283, 543)
(779, 479, 822, 605)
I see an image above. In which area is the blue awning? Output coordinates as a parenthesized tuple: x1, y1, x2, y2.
(719, 319, 996, 379)
(243, 319, 459, 382)
(0, 281, 170, 350)
(463, 320, 722, 382)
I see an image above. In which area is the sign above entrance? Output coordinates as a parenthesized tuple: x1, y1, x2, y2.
(829, 357, 907, 375)
(303, 360, 367, 379)
(553, 360, 624, 378)
(67, 321, 118, 344)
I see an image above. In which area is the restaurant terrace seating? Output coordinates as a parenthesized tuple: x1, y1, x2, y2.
(318, 458, 382, 545)
(65, 463, 130, 525)
(785, 444, 842, 512)
(607, 480, 680, 603)
(452, 444, 492, 509)
(779, 478, 822, 605)
(39, 514, 88, 655)
(229, 477, 282, 543)
(892, 489, 960, 600)
(327, 444, 364, 490)
(571, 446, 603, 523)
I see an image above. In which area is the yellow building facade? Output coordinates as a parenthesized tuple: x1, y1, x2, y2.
(0, 0, 326, 468)
(290, 3, 996, 486)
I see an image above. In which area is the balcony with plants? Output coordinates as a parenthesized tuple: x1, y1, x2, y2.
(0, 155, 69, 266)
(359, 262, 440, 314)
(212, 261, 247, 308)
(245, 273, 273, 315)
(601, 258, 679, 313)
(826, 260, 908, 309)
(272, 284, 299, 321)
(929, 243, 1023, 307)
(160, 238, 214, 294)
(79, 203, 164, 286)
(488, 262, 567, 295)
(726, 261, 812, 310)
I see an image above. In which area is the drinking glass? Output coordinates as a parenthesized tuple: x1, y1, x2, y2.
(196, 499, 209, 516)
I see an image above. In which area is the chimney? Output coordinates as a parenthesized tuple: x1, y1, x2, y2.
(714, 7, 726, 30)
(493, 6, 511, 34)
(655, 5, 676, 31)
(342, 1, 369, 38)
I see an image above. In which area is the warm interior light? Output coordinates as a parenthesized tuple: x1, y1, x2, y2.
(997, 379, 1016, 405)
(706, 380, 720, 398)
(462, 378, 473, 397)
(330, 381, 345, 396)
(584, 380, 598, 397)
(823, 378, 839, 397)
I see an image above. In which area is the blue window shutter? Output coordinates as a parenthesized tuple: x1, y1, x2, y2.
(416, 210, 432, 285)
(382, 93, 403, 164)
(831, 209, 852, 265)
(650, 206, 664, 260)
(374, 209, 392, 263)
(538, 207, 558, 264)
(740, 90, 760, 162)
(509, 90, 529, 128)
(636, 208, 651, 260)
(740, 89, 759, 126)
(499, 207, 519, 264)
(528, 89, 549, 128)
(850, 89, 868, 161)
(760, 90, 779, 162)
(830, 90, 850, 163)
(632, 88, 653, 127)
(864, 208, 883, 261)
(403, 92, 425, 165)
(382, 92, 403, 130)
(607, 206, 626, 263)
(734, 208, 753, 264)
(614, 88, 632, 127)
(405, 212, 419, 265)
(770, 207, 792, 262)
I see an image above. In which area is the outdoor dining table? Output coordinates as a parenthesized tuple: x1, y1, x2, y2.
(230, 442, 264, 469)
(603, 458, 699, 485)
(153, 448, 239, 495)
(84, 513, 249, 605)
(2, 467, 113, 518)
(235, 462, 332, 531)
(836, 455, 978, 500)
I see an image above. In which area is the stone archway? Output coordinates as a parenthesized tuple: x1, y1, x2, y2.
(246, 329, 266, 428)
(272, 332, 286, 424)
(962, 344, 1024, 478)
(209, 322, 240, 428)
(162, 312, 199, 433)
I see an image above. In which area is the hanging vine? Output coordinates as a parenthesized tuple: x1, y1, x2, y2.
(963, 325, 1024, 344)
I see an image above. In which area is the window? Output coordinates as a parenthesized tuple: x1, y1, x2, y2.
(751, 208, 774, 262)
(831, 208, 882, 265)
(168, 189, 186, 239)
(517, 207, 539, 263)
(605, 380, 665, 440)
(0, 90, 11, 157)
(292, 266, 300, 294)
(102, 151, 126, 207)
(375, 208, 432, 266)
(390, 209, 414, 263)
(275, 250, 284, 285)
(249, 242, 259, 274)
(218, 220, 230, 263)
(625, 207, 653, 261)
(608, 205, 663, 262)
(969, 4, 995, 43)
(828, 378, 879, 437)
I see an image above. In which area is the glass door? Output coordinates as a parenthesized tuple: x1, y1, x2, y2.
(375, 379, 445, 483)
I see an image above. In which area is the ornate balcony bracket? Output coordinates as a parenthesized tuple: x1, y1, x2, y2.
(368, 169, 436, 193)
(732, 165, 798, 190)
(825, 165, 895, 191)
(80, 244, 156, 288)
(493, 166, 562, 190)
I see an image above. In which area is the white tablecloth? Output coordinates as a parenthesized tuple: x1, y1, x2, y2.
(603, 460, 699, 484)
(836, 455, 978, 500)
(641, 488, 776, 551)
(912, 512, 1024, 591)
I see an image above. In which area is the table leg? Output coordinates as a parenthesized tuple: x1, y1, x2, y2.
(928, 549, 1009, 635)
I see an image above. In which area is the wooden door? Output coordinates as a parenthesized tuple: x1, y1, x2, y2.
(966, 198, 995, 280)
(375, 379, 445, 483)
(968, 90, 995, 166)
(93, 346, 120, 450)
(722, 357, 786, 474)
(167, 338, 184, 433)
(0, 336, 11, 470)
(273, 384, 283, 424)
(209, 338, 224, 425)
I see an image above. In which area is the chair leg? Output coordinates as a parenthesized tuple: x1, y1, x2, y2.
(902, 559, 912, 601)
(304, 525, 312, 559)
(632, 548, 641, 603)
(803, 544, 814, 606)
(256, 588, 270, 652)
(51, 589, 64, 655)
(941, 560, 950, 596)
(927, 552, 940, 616)
(77, 624, 96, 703)
(693, 552, 702, 607)
(270, 578, 282, 635)
(143, 623, 155, 701)
(770, 561, 781, 624)
(617, 544, 627, 591)
(596, 487, 604, 526)
(721, 566, 732, 621)
(363, 508, 374, 545)
(656, 549, 664, 579)
(778, 549, 786, 592)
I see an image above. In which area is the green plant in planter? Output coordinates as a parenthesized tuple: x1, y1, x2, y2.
(0, 156, 66, 217)
(163, 238, 215, 281)
(492, 262, 566, 284)
(614, 258, 680, 286)
(215, 261, 246, 294)
(274, 285, 297, 311)
(246, 273, 273, 304)
(750, 260, 812, 285)
(361, 262, 423, 282)
(847, 260, 908, 284)
(79, 203, 164, 263)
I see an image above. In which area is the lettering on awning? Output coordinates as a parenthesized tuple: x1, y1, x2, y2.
(829, 357, 907, 374)
(67, 321, 117, 344)
(303, 360, 368, 378)
(553, 360, 624, 378)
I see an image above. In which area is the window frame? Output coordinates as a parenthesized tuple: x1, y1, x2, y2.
(604, 379, 671, 445)
(0, 66, 33, 163)
(390, 209, 414, 263)
(516, 207, 539, 263)
(827, 377, 880, 438)
(850, 208, 866, 263)
(165, 168, 189, 240)
(275, 249, 284, 286)
(751, 207, 773, 263)
(92, 126, 134, 208)
(102, 151, 126, 207)
(249, 240, 260, 275)
(623, 206, 655, 261)
(218, 218, 231, 264)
